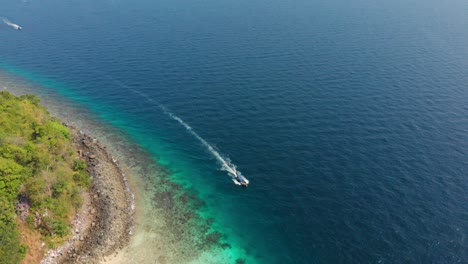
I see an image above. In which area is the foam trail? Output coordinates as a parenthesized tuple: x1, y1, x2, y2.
(2, 18, 22, 30)
(159, 105, 239, 177)
(91, 75, 244, 181)
(94, 77, 245, 182)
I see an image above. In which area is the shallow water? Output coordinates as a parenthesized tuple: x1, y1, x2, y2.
(2, 0, 468, 263)
(0, 71, 253, 263)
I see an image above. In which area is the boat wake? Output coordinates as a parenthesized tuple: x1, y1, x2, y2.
(159, 106, 243, 183)
(95, 76, 247, 185)
(2, 18, 22, 30)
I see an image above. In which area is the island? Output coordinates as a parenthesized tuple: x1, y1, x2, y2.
(0, 91, 134, 264)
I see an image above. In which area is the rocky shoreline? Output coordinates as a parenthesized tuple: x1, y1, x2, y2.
(41, 125, 135, 264)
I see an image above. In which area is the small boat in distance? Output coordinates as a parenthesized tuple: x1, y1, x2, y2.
(3, 18, 22, 30)
(233, 169, 249, 186)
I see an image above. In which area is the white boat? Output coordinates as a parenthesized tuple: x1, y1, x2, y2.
(233, 170, 249, 186)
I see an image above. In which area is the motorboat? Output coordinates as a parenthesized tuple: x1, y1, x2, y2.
(3, 19, 22, 30)
(233, 171, 249, 186)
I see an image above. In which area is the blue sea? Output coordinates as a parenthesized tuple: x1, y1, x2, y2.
(1, 0, 468, 263)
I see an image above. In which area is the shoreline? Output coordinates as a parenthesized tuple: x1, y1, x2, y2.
(1, 71, 253, 264)
(42, 124, 135, 264)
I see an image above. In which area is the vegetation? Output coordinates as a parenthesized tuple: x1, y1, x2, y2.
(0, 91, 90, 263)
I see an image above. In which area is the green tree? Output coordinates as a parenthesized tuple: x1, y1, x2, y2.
(0, 91, 91, 263)
(0, 157, 23, 200)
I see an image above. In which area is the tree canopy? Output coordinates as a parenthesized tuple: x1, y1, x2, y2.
(0, 91, 90, 263)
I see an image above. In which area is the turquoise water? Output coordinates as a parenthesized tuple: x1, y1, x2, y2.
(0, 65, 260, 263)
(2, 0, 468, 263)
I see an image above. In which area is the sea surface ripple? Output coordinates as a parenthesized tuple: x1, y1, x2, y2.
(1, 0, 468, 263)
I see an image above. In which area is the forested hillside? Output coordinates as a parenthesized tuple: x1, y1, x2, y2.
(0, 91, 90, 264)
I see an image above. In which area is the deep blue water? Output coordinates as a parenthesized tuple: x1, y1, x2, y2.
(2, 0, 468, 263)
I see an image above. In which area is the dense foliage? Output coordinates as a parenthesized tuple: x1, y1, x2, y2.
(0, 91, 90, 264)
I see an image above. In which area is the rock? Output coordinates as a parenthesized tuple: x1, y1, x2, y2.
(75, 229, 79, 234)
(61, 127, 134, 263)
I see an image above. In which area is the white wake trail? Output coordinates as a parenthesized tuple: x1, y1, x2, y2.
(96, 75, 244, 180)
(159, 106, 239, 177)
(2, 18, 22, 30)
